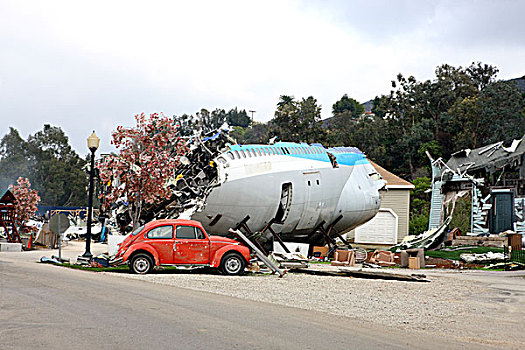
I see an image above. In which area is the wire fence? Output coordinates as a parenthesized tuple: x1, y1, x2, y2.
(504, 244, 525, 270)
(511, 248, 525, 264)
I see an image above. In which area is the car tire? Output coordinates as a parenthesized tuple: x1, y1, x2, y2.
(130, 253, 153, 274)
(220, 252, 245, 276)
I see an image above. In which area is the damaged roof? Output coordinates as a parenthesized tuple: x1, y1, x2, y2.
(369, 161, 414, 189)
(0, 189, 16, 204)
(446, 134, 525, 175)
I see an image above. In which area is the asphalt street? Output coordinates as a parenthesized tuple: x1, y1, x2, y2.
(0, 255, 490, 350)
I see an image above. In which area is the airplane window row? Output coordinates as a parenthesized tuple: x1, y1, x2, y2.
(225, 146, 325, 160)
(331, 147, 360, 154)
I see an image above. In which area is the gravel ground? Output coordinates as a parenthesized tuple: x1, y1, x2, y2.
(111, 266, 525, 349)
(8, 242, 524, 348)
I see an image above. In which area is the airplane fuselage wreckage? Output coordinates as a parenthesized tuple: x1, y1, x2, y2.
(108, 128, 386, 246)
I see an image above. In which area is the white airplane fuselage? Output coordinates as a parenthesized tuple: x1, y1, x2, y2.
(191, 142, 385, 242)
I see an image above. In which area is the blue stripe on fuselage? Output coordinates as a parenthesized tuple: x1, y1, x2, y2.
(229, 142, 369, 167)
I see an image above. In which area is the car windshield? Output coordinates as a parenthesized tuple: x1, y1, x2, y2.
(131, 225, 145, 236)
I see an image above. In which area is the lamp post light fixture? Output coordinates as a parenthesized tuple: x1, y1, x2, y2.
(83, 131, 100, 259)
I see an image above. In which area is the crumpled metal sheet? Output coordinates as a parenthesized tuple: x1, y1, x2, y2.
(107, 127, 235, 230)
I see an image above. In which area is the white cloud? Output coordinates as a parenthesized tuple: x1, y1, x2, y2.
(1, 0, 524, 155)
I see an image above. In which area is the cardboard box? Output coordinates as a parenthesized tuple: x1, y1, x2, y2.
(312, 246, 329, 258)
(408, 256, 420, 269)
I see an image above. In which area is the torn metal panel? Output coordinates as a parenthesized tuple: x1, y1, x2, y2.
(446, 135, 525, 175)
(515, 198, 525, 234)
(143, 127, 234, 223)
(392, 216, 451, 251)
(229, 228, 285, 277)
(101, 126, 234, 232)
(471, 185, 490, 235)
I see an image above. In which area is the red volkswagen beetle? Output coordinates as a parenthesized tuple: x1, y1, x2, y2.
(111, 219, 251, 275)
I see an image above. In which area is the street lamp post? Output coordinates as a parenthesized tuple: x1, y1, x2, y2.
(83, 131, 100, 259)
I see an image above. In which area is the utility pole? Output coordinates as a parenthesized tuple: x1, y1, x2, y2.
(249, 110, 256, 124)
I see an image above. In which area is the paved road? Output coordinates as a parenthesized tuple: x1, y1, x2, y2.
(0, 255, 487, 350)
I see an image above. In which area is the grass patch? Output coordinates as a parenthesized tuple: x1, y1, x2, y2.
(425, 247, 504, 260)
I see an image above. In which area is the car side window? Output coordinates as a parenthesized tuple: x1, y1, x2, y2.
(176, 225, 196, 239)
(147, 225, 173, 239)
(195, 227, 205, 239)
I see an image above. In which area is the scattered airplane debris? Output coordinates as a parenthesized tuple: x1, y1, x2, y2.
(392, 216, 452, 251)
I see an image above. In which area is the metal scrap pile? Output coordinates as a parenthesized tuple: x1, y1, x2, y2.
(127, 127, 234, 226)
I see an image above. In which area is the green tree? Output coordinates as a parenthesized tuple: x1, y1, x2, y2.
(196, 108, 227, 132)
(173, 113, 198, 136)
(326, 95, 365, 147)
(409, 177, 431, 235)
(449, 196, 471, 235)
(476, 80, 524, 144)
(27, 125, 87, 206)
(332, 94, 364, 118)
(271, 95, 325, 143)
(226, 108, 251, 127)
(0, 127, 30, 190)
(370, 62, 506, 177)
(230, 122, 270, 144)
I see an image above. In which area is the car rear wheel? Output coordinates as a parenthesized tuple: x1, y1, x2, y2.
(130, 253, 153, 274)
(220, 252, 245, 276)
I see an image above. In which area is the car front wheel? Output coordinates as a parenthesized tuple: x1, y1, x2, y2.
(130, 253, 153, 274)
(220, 253, 245, 276)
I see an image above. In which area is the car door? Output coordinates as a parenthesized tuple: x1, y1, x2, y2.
(173, 225, 210, 264)
(144, 225, 175, 264)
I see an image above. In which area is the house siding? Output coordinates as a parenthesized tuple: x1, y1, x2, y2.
(380, 189, 410, 242)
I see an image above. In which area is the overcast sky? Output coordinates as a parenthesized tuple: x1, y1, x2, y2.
(1, 0, 524, 156)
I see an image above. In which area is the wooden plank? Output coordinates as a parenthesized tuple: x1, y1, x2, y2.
(296, 268, 430, 282)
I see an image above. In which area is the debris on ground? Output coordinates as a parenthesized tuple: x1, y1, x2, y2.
(331, 249, 355, 267)
(392, 216, 451, 251)
(399, 248, 425, 268)
(452, 235, 507, 248)
(40, 256, 62, 264)
(460, 251, 508, 263)
(92, 256, 110, 267)
(76, 256, 92, 265)
(362, 262, 381, 269)
(51, 255, 70, 263)
(296, 267, 430, 282)
(484, 261, 525, 270)
(270, 252, 308, 269)
(312, 246, 329, 259)
(367, 250, 395, 267)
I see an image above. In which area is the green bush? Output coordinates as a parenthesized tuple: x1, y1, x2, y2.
(449, 195, 471, 234)
(409, 213, 429, 236)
